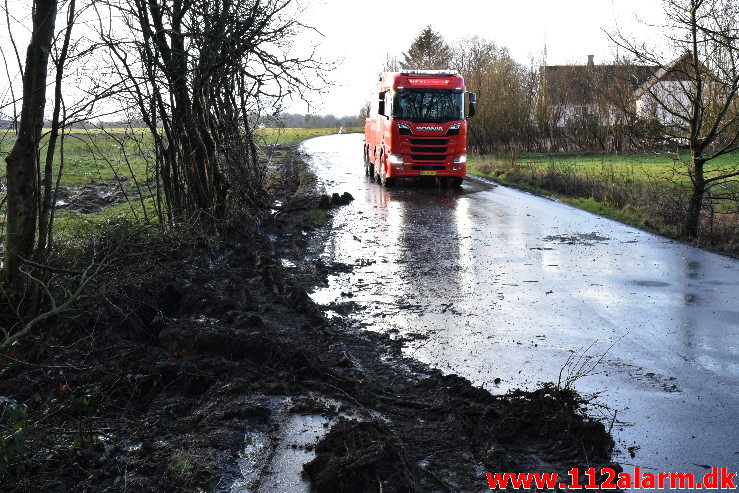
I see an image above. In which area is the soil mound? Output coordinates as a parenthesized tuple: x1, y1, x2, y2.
(304, 418, 418, 493)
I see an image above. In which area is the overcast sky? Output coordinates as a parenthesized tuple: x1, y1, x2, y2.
(296, 0, 668, 116)
(1, 0, 671, 120)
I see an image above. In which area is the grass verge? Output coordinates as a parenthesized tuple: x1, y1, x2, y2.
(468, 153, 739, 257)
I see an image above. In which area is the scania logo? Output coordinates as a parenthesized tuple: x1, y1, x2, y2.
(416, 126, 443, 132)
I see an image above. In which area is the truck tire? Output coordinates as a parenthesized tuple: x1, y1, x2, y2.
(450, 177, 464, 188)
(374, 152, 382, 183)
(363, 147, 370, 176)
(380, 167, 394, 187)
(364, 147, 374, 177)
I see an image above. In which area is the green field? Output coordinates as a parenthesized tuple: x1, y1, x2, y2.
(0, 127, 363, 185)
(256, 126, 362, 145)
(0, 127, 362, 236)
(5, 127, 734, 253)
(469, 151, 739, 205)
(470, 152, 739, 187)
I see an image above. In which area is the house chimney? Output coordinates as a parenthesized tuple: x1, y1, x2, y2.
(587, 55, 594, 66)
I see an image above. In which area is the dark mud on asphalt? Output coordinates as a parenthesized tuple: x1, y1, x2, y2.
(1, 145, 619, 493)
(302, 134, 739, 488)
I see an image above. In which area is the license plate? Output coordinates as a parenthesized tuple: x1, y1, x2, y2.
(420, 171, 437, 176)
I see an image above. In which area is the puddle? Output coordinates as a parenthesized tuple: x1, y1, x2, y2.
(55, 183, 129, 214)
(308, 282, 342, 305)
(231, 430, 271, 491)
(230, 397, 355, 493)
(254, 414, 330, 493)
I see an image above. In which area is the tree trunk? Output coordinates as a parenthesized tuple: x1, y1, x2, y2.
(37, 0, 74, 259)
(3, 0, 58, 291)
(686, 158, 705, 238)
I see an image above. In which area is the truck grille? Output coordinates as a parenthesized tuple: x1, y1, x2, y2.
(410, 138, 448, 146)
(411, 165, 446, 170)
(411, 154, 447, 162)
(410, 146, 446, 153)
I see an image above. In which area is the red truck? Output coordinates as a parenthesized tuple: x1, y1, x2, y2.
(363, 70, 476, 187)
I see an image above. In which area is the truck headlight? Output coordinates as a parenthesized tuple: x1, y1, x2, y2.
(398, 123, 413, 135)
(388, 154, 404, 164)
(454, 155, 467, 164)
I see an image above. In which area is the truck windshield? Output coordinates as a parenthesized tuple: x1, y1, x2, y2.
(393, 89, 464, 122)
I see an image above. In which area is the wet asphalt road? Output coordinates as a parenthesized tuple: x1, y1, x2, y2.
(303, 134, 738, 489)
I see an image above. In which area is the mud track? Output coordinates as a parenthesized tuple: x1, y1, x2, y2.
(0, 146, 619, 492)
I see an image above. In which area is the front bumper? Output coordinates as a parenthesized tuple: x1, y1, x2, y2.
(386, 163, 466, 178)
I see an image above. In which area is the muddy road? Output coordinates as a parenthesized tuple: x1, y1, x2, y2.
(303, 134, 739, 486)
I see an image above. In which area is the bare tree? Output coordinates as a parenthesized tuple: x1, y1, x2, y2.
(452, 37, 536, 154)
(610, 0, 739, 237)
(96, 0, 325, 226)
(382, 54, 401, 72)
(3, 0, 58, 292)
(36, 0, 76, 259)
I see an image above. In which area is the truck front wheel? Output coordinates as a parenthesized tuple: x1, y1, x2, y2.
(380, 166, 394, 187)
(450, 177, 464, 188)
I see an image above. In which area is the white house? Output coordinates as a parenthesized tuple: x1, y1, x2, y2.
(634, 53, 698, 126)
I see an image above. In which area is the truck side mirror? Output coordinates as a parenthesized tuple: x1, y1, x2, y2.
(468, 92, 477, 118)
(378, 92, 386, 117)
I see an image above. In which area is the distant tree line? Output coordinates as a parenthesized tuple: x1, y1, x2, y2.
(260, 113, 359, 129)
(0, 113, 360, 130)
(386, 27, 643, 154)
(389, 22, 738, 160)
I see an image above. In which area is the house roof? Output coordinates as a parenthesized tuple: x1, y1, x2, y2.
(634, 52, 709, 96)
(542, 63, 659, 105)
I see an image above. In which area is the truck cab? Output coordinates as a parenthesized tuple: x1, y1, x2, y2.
(363, 70, 476, 187)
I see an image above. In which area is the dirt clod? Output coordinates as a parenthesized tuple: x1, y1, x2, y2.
(303, 418, 418, 493)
